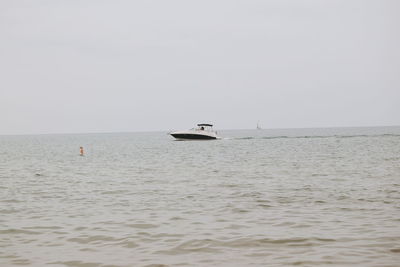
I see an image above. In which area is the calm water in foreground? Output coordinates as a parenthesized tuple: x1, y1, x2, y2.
(1, 127, 400, 267)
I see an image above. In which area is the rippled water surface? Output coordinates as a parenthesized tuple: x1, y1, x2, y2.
(1, 127, 400, 267)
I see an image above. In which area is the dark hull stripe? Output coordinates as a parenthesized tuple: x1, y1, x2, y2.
(171, 133, 217, 140)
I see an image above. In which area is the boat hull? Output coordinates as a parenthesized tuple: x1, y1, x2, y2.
(170, 133, 217, 140)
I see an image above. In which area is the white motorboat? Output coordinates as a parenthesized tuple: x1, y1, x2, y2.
(170, 124, 219, 140)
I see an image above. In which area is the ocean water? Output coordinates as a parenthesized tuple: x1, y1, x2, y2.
(1, 127, 400, 267)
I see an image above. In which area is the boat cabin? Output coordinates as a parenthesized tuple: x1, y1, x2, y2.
(196, 123, 213, 131)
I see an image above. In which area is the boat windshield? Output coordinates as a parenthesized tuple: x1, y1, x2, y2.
(196, 125, 213, 131)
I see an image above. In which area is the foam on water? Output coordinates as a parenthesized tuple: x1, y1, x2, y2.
(1, 127, 400, 266)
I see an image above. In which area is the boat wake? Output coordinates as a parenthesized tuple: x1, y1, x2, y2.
(233, 134, 400, 141)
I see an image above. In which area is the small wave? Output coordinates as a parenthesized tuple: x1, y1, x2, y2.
(0, 209, 19, 214)
(223, 237, 336, 247)
(1, 199, 23, 203)
(158, 239, 221, 255)
(67, 235, 139, 249)
(0, 229, 41, 235)
(157, 237, 337, 255)
(49, 261, 109, 267)
(23, 226, 62, 230)
(143, 264, 169, 267)
(11, 258, 31, 265)
(115, 240, 138, 248)
(101, 189, 130, 195)
(125, 223, 158, 229)
(67, 235, 122, 244)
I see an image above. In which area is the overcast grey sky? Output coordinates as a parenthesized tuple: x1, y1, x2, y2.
(0, 0, 399, 134)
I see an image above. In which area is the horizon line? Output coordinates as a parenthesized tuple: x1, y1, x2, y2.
(1, 124, 399, 137)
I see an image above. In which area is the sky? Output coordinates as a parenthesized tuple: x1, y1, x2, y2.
(0, 0, 399, 135)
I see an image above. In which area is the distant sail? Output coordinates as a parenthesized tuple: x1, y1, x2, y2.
(257, 121, 262, 130)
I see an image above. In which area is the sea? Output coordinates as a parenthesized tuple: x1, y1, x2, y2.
(1, 126, 400, 267)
